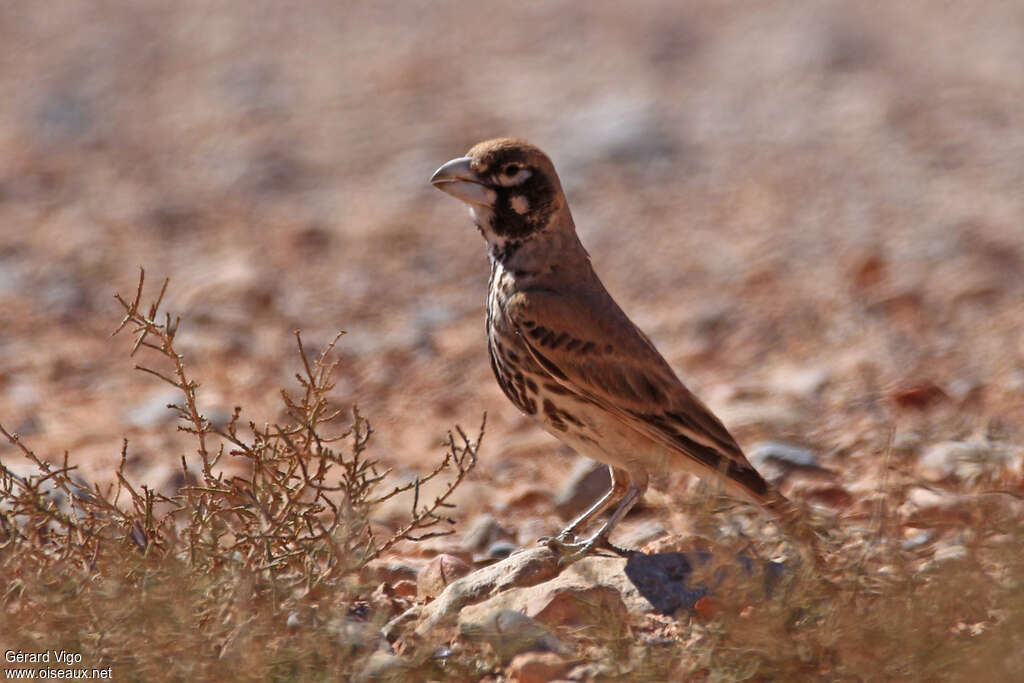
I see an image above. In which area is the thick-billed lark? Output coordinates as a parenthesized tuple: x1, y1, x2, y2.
(431, 138, 792, 559)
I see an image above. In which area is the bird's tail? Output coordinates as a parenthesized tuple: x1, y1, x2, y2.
(717, 462, 829, 574)
(755, 488, 829, 574)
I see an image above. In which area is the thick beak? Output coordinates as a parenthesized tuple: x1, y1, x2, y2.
(429, 156, 495, 207)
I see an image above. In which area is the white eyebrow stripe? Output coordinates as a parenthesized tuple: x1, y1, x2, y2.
(495, 168, 532, 187)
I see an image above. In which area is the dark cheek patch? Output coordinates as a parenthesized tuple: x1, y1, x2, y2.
(491, 175, 555, 240)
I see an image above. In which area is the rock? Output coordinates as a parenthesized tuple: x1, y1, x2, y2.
(892, 431, 923, 454)
(461, 513, 514, 553)
(614, 521, 668, 550)
(380, 605, 422, 644)
(460, 609, 564, 661)
(931, 544, 968, 564)
(566, 662, 617, 681)
(124, 388, 182, 428)
(684, 300, 738, 357)
(0, 256, 25, 297)
(417, 554, 472, 600)
(865, 289, 924, 319)
(5, 379, 40, 412)
(626, 551, 785, 614)
(529, 584, 628, 630)
(901, 531, 932, 550)
(289, 223, 333, 255)
(553, 94, 675, 182)
(353, 651, 409, 683)
(13, 415, 42, 436)
(38, 267, 92, 321)
(516, 518, 553, 547)
(887, 380, 949, 410)
(917, 441, 1012, 481)
(504, 486, 553, 510)
(361, 560, 419, 586)
(0, 461, 96, 517)
(899, 487, 973, 527)
(392, 580, 417, 599)
(693, 595, 719, 620)
(716, 399, 803, 431)
(748, 441, 822, 483)
(1003, 368, 1024, 394)
(456, 549, 762, 627)
(555, 458, 610, 520)
(386, 544, 783, 647)
(203, 407, 235, 431)
(454, 556, 638, 634)
(369, 582, 410, 620)
(400, 546, 561, 638)
(750, 441, 819, 469)
(904, 487, 948, 509)
(768, 363, 831, 398)
(335, 616, 383, 657)
(947, 377, 984, 405)
(789, 482, 854, 509)
(131, 460, 189, 498)
(848, 250, 887, 289)
(285, 611, 302, 631)
(482, 541, 518, 562)
(621, 552, 712, 615)
(507, 651, 572, 683)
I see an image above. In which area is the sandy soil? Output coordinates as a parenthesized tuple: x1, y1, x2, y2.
(1, 1, 1022, 549)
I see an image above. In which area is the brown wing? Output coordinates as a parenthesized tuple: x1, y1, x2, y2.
(505, 288, 772, 501)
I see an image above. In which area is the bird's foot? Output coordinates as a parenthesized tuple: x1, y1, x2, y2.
(537, 529, 578, 547)
(537, 532, 580, 563)
(538, 532, 635, 565)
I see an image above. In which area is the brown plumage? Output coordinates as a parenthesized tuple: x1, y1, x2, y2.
(431, 138, 791, 558)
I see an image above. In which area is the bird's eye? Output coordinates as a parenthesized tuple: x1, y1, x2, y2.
(503, 163, 522, 177)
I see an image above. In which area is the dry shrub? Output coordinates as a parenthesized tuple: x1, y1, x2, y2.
(1, 270, 1022, 681)
(0, 270, 482, 680)
(592, 478, 1024, 681)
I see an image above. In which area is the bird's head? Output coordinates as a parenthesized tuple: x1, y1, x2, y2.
(431, 138, 568, 260)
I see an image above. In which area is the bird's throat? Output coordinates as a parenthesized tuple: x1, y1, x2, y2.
(470, 206, 518, 264)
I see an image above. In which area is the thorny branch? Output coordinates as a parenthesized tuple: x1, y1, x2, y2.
(1, 268, 483, 583)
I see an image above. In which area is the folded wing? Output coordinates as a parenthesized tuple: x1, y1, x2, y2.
(505, 288, 772, 501)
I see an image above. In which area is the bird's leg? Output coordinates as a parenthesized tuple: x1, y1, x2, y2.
(546, 469, 648, 563)
(549, 466, 629, 544)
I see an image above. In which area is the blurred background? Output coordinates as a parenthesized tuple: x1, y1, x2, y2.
(1, 1, 1022, 530)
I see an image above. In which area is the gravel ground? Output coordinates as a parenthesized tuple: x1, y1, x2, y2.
(1, 1, 1022, 549)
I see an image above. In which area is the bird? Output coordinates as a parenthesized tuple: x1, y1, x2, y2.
(430, 138, 794, 560)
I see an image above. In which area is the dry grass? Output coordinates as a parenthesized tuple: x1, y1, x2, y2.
(0, 272, 1021, 681)
(645, 498, 1024, 681)
(2, 3, 1023, 680)
(0, 271, 483, 680)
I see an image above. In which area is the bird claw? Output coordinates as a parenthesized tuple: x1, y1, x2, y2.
(538, 532, 635, 565)
(537, 530, 578, 547)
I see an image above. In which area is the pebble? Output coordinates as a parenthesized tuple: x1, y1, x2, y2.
(887, 380, 949, 410)
(614, 521, 667, 549)
(461, 513, 514, 552)
(124, 388, 183, 428)
(507, 651, 571, 683)
(482, 540, 518, 562)
(459, 609, 563, 661)
(285, 611, 302, 631)
(353, 652, 409, 683)
(361, 560, 418, 586)
(917, 441, 1009, 481)
(417, 553, 471, 600)
(901, 531, 932, 550)
(768, 363, 831, 398)
(749, 441, 821, 482)
(554, 458, 610, 520)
